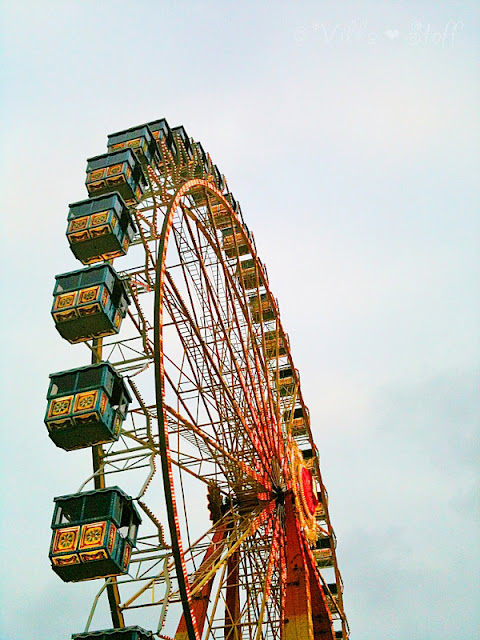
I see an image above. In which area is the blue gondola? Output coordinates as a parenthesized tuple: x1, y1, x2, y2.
(212, 164, 225, 191)
(52, 264, 129, 344)
(50, 487, 141, 582)
(67, 192, 136, 264)
(86, 149, 147, 206)
(45, 362, 131, 451)
(172, 125, 193, 161)
(146, 118, 176, 157)
(107, 124, 158, 167)
(193, 141, 209, 176)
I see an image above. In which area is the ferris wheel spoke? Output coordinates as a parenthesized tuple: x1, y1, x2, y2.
(163, 270, 273, 475)
(174, 212, 266, 422)
(237, 527, 281, 640)
(175, 208, 281, 468)
(163, 333, 270, 492)
(248, 513, 282, 640)
(224, 547, 241, 640)
(182, 209, 274, 385)
(225, 267, 279, 460)
(186, 500, 275, 601)
(195, 524, 282, 639)
(162, 289, 265, 474)
(165, 404, 272, 491)
(170, 218, 203, 331)
(217, 254, 282, 462)
(162, 298, 234, 443)
(179, 210, 270, 425)
(162, 329, 222, 430)
(191, 206, 285, 466)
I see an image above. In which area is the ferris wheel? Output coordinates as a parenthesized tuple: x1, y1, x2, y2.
(45, 119, 350, 640)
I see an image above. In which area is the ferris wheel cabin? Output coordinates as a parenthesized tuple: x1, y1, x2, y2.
(72, 627, 153, 640)
(314, 534, 335, 568)
(283, 405, 308, 436)
(221, 224, 250, 258)
(238, 257, 265, 290)
(263, 329, 288, 360)
(172, 125, 193, 162)
(193, 141, 210, 176)
(249, 292, 277, 323)
(276, 365, 296, 397)
(86, 148, 147, 207)
(107, 124, 158, 167)
(51, 263, 130, 343)
(146, 118, 175, 151)
(50, 487, 141, 582)
(209, 200, 232, 228)
(67, 192, 136, 264)
(45, 362, 131, 451)
(213, 165, 225, 191)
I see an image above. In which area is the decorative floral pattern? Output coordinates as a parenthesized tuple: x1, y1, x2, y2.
(52, 526, 80, 553)
(79, 521, 106, 549)
(73, 391, 97, 413)
(50, 396, 73, 417)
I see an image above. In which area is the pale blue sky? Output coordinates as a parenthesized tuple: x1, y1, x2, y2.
(0, 1, 479, 639)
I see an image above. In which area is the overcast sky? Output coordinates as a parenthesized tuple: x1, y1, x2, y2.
(0, 1, 479, 639)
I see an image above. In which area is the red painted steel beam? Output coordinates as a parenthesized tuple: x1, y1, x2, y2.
(283, 493, 314, 640)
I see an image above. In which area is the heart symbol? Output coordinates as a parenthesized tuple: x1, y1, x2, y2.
(385, 29, 400, 39)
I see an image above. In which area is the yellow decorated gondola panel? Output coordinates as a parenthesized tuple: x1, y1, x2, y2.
(208, 201, 231, 229)
(67, 192, 136, 265)
(51, 264, 129, 344)
(283, 405, 308, 435)
(49, 487, 141, 582)
(45, 362, 131, 450)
